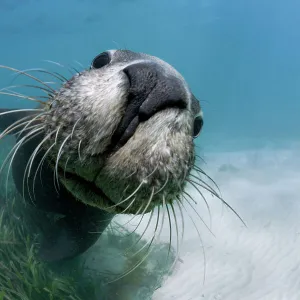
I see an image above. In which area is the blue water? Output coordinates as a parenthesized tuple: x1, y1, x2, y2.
(1, 0, 299, 149)
(0, 1, 300, 299)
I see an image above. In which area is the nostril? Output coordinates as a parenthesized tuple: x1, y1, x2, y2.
(122, 62, 188, 124)
(123, 68, 132, 87)
(138, 76, 187, 121)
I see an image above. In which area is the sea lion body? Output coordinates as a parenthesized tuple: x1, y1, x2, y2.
(0, 109, 113, 261)
(0, 50, 203, 262)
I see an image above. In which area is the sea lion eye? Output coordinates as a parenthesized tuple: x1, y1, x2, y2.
(193, 115, 203, 138)
(91, 52, 111, 69)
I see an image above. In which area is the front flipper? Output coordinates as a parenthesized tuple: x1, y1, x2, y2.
(38, 207, 114, 262)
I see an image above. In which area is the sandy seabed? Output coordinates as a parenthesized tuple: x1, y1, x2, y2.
(150, 144, 300, 300)
(1, 138, 299, 300)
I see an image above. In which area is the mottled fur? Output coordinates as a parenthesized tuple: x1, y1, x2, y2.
(41, 50, 201, 214)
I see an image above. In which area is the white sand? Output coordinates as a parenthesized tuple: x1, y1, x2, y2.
(151, 145, 300, 300)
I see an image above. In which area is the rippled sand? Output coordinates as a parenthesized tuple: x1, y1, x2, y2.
(153, 145, 300, 300)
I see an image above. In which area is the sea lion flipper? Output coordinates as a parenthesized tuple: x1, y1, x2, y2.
(38, 209, 113, 262)
(0, 108, 38, 134)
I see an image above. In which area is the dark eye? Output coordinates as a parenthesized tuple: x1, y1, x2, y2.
(91, 52, 111, 69)
(193, 115, 203, 138)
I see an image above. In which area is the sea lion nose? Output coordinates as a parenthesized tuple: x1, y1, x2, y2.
(123, 62, 187, 122)
(111, 62, 188, 150)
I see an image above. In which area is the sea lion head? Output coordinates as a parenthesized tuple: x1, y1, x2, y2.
(42, 50, 204, 214)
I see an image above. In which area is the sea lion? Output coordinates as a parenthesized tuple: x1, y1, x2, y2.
(0, 49, 205, 263)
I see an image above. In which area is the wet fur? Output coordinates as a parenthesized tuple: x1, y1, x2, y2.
(0, 50, 244, 283)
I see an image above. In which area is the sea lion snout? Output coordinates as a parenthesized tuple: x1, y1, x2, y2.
(124, 62, 188, 120)
(112, 61, 189, 149)
(38, 49, 203, 213)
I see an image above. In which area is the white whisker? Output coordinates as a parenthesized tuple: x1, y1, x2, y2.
(0, 65, 55, 92)
(180, 200, 207, 285)
(54, 134, 72, 190)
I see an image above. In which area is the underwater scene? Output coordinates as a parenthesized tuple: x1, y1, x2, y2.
(0, 0, 299, 299)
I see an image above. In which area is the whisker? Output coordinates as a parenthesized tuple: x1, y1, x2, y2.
(78, 140, 82, 161)
(0, 84, 54, 96)
(104, 166, 159, 216)
(14, 67, 67, 84)
(0, 123, 41, 146)
(34, 141, 56, 190)
(71, 118, 81, 138)
(112, 40, 121, 49)
(52, 72, 68, 83)
(193, 165, 221, 193)
(120, 202, 145, 230)
(54, 126, 61, 144)
(165, 203, 173, 267)
(0, 108, 43, 117)
(17, 112, 46, 139)
(63, 156, 70, 180)
(23, 150, 42, 206)
(0, 91, 45, 105)
(182, 194, 215, 236)
(168, 198, 185, 272)
(186, 179, 212, 229)
(123, 208, 155, 254)
(27, 130, 57, 202)
(2, 126, 44, 204)
(42, 60, 77, 79)
(0, 114, 39, 140)
(125, 169, 137, 179)
(103, 166, 158, 211)
(188, 178, 247, 227)
(51, 126, 61, 194)
(1, 88, 52, 102)
(188, 178, 219, 197)
(18, 127, 46, 203)
(74, 60, 85, 69)
(0, 125, 44, 178)
(118, 196, 138, 214)
(54, 134, 72, 190)
(195, 154, 207, 165)
(0, 65, 55, 92)
(189, 172, 220, 196)
(180, 200, 207, 285)
(42, 59, 63, 67)
(121, 187, 155, 236)
(182, 189, 197, 205)
(154, 171, 169, 195)
(3, 92, 51, 101)
(106, 196, 166, 284)
(68, 66, 80, 75)
(105, 188, 155, 238)
(104, 180, 145, 211)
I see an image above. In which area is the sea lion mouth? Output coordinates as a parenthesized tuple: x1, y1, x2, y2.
(58, 165, 157, 215)
(57, 166, 123, 213)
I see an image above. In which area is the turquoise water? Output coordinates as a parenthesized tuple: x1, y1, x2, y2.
(0, 1, 299, 299)
(1, 0, 299, 149)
